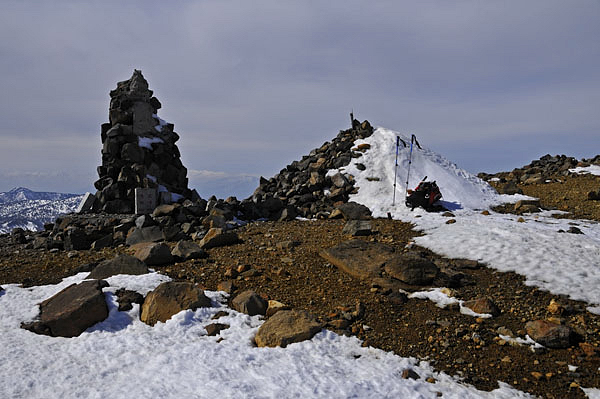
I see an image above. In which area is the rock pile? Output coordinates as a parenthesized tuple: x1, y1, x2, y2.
(248, 119, 375, 220)
(93, 70, 193, 213)
(478, 154, 584, 194)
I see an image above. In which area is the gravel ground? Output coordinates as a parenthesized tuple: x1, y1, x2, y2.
(1, 176, 600, 398)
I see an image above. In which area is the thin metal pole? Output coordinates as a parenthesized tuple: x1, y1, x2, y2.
(393, 136, 400, 205)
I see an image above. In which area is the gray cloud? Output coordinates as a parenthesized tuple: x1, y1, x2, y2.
(0, 1, 598, 195)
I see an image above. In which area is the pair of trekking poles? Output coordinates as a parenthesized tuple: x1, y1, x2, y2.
(392, 134, 421, 206)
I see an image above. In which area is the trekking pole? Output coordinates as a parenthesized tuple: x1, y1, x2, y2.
(393, 136, 399, 205)
(405, 134, 420, 200)
(392, 136, 407, 205)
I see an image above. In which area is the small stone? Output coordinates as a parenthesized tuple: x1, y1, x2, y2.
(205, 323, 229, 336)
(445, 219, 456, 224)
(401, 369, 420, 380)
(266, 300, 290, 317)
(517, 217, 526, 223)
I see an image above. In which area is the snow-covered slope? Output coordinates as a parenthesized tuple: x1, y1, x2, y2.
(332, 126, 600, 314)
(335, 127, 525, 217)
(0, 188, 82, 234)
(0, 271, 531, 398)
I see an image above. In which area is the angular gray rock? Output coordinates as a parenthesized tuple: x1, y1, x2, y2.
(383, 252, 439, 285)
(254, 310, 322, 348)
(140, 281, 212, 326)
(335, 202, 372, 220)
(198, 228, 240, 249)
(21, 280, 109, 337)
(134, 242, 174, 266)
(171, 240, 206, 261)
(231, 290, 268, 316)
(319, 240, 395, 280)
(126, 226, 164, 246)
(87, 254, 149, 279)
(342, 220, 372, 236)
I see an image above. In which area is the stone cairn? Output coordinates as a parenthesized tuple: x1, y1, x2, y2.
(93, 70, 193, 213)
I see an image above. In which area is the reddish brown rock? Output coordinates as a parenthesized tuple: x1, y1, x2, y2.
(21, 280, 109, 337)
(525, 320, 573, 348)
(140, 281, 211, 326)
(462, 298, 501, 317)
(254, 310, 322, 348)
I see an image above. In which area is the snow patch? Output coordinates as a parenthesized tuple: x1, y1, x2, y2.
(138, 136, 164, 150)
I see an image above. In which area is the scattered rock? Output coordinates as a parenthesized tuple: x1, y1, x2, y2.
(383, 252, 439, 285)
(217, 280, 236, 294)
(199, 228, 240, 249)
(231, 290, 268, 316)
(205, 323, 229, 336)
(126, 226, 164, 246)
(401, 369, 420, 380)
(87, 254, 149, 279)
(462, 298, 501, 317)
(254, 310, 322, 348)
(335, 202, 372, 220)
(140, 281, 211, 326)
(21, 280, 109, 337)
(319, 240, 395, 280)
(266, 300, 291, 317)
(171, 240, 206, 261)
(134, 242, 174, 266)
(342, 220, 372, 236)
(525, 320, 573, 348)
(115, 288, 144, 311)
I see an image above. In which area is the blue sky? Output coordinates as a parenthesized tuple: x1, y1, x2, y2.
(1, 1, 599, 198)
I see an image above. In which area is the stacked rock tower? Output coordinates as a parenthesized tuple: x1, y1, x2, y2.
(94, 70, 191, 213)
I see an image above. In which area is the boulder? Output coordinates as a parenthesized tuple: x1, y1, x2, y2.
(21, 280, 109, 337)
(342, 220, 372, 236)
(525, 320, 573, 348)
(462, 298, 501, 317)
(198, 228, 240, 249)
(171, 240, 206, 261)
(91, 234, 113, 250)
(383, 252, 439, 285)
(254, 310, 322, 348)
(319, 240, 395, 280)
(87, 254, 149, 279)
(126, 226, 164, 246)
(140, 281, 212, 326)
(134, 242, 174, 266)
(335, 202, 372, 220)
(231, 290, 268, 316)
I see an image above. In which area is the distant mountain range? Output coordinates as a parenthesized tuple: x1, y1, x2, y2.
(0, 187, 83, 234)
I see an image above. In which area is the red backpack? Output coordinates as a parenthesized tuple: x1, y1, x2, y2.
(405, 177, 442, 211)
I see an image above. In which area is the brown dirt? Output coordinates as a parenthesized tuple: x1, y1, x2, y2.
(491, 173, 600, 221)
(2, 178, 600, 398)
